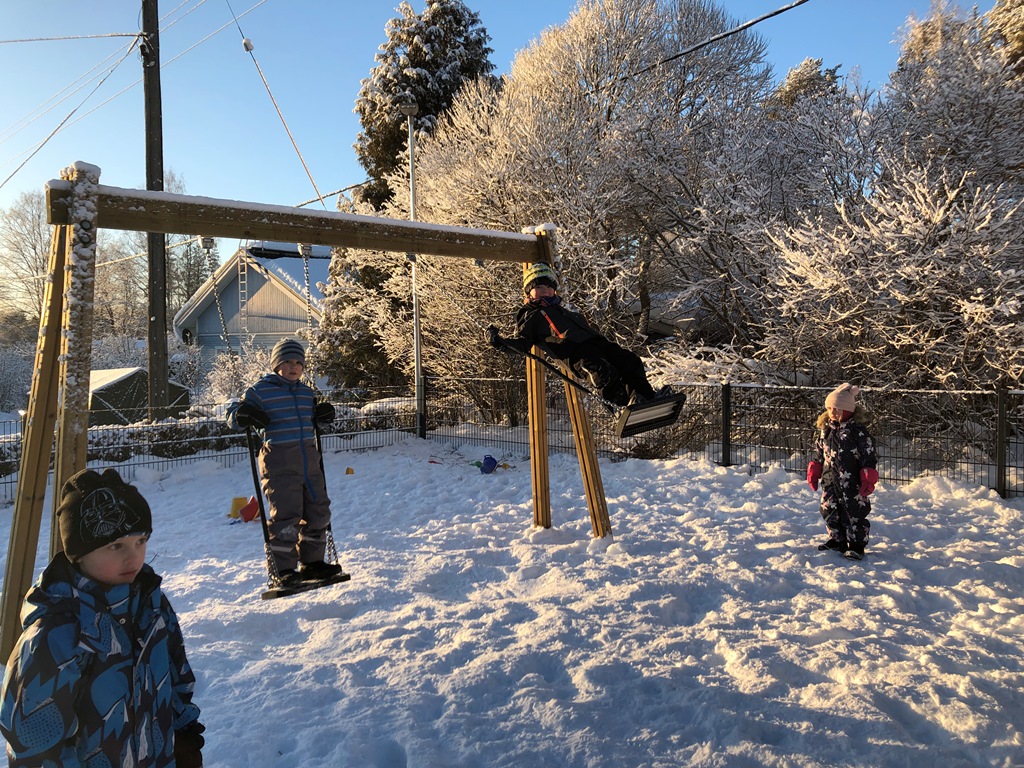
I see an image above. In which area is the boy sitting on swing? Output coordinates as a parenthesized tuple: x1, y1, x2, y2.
(488, 263, 662, 407)
(226, 337, 341, 588)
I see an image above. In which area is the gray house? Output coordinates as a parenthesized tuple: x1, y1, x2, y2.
(173, 241, 331, 362)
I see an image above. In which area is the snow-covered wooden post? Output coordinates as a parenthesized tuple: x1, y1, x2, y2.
(51, 163, 100, 554)
(0, 163, 101, 658)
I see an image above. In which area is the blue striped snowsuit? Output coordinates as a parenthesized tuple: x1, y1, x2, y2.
(0, 554, 201, 767)
(226, 373, 332, 571)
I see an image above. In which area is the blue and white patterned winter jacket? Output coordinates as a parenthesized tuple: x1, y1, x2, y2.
(0, 553, 201, 767)
(226, 372, 317, 447)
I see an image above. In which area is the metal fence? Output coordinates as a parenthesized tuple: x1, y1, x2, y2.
(1, 380, 1021, 503)
(425, 379, 1024, 498)
(0, 390, 415, 502)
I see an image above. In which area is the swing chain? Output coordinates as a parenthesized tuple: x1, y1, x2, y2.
(202, 237, 233, 356)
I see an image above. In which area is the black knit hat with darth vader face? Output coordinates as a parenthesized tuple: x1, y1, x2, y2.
(57, 468, 152, 561)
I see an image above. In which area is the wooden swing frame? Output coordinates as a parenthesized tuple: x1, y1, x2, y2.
(0, 162, 612, 659)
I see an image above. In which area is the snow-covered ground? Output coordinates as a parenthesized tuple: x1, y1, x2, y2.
(2, 435, 1023, 767)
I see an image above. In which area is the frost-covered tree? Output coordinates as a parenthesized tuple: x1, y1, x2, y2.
(308, 248, 406, 391)
(762, 168, 1024, 389)
(880, 2, 1024, 190)
(94, 234, 148, 342)
(652, 57, 880, 349)
(0, 190, 50, 318)
(168, 237, 215, 318)
(329, 0, 1024, 393)
(353, 0, 494, 210)
(988, 0, 1024, 73)
(203, 341, 270, 404)
(384, 0, 775, 383)
(0, 308, 37, 412)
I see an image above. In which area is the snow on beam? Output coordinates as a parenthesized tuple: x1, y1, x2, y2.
(45, 179, 543, 263)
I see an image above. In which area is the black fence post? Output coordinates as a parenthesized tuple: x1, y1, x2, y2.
(417, 374, 427, 439)
(721, 382, 732, 467)
(995, 387, 1007, 499)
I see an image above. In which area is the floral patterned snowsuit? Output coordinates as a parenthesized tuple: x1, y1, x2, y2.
(809, 417, 877, 550)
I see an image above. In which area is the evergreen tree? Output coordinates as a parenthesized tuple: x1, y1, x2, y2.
(353, 0, 494, 210)
(168, 237, 215, 318)
(988, 0, 1024, 74)
(309, 248, 407, 391)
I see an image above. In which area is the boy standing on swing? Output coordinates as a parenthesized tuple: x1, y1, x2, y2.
(488, 263, 661, 407)
(226, 337, 340, 588)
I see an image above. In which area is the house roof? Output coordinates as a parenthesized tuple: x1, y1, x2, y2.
(172, 241, 332, 338)
(89, 367, 188, 391)
(90, 367, 143, 390)
(246, 241, 332, 306)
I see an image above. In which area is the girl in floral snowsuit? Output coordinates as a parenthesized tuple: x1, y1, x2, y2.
(806, 383, 879, 560)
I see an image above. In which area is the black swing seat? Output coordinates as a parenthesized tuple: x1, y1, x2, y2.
(614, 392, 688, 438)
(261, 571, 351, 600)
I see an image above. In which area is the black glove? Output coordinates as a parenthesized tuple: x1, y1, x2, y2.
(174, 721, 205, 768)
(487, 325, 503, 349)
(314, 401, 336, 426)
(234, 401, 270, 430)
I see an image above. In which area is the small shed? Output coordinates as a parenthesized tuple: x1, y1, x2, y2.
(89, 368, 190, 426)
(172, 240, 331, 363)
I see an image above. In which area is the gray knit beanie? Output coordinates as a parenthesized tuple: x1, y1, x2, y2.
(270, 338, 305, 372)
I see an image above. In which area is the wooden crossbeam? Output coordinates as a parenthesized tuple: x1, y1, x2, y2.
(46, 181, 541, 263)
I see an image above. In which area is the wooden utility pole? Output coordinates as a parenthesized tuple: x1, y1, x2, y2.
(142, 0, 169, 419)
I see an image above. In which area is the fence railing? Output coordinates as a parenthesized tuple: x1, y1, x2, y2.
(0, 381, 1020, 503)
(424, 379, 1024, 498)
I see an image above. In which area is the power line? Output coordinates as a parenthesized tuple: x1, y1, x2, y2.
(0, 37, 141, 194)
(0, 39, 137, 150)
(0, 0, 269, 185)
(223, 0, 328, 209)
(16, 236, 205, 284)
(295, 182, 369, 209)
(0, 33, 139, 44)
(629, 0, 814, 81)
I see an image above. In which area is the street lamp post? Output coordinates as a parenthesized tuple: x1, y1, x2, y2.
(399, 96, 426, 438)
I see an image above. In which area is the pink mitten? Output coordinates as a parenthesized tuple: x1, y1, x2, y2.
(807, 461, 822, 491)
(859, 467, 878, 496)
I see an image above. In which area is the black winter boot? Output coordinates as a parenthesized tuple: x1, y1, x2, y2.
(844, 543, 866, 560)
(817, 538, 849, 552)
(300, 560, 344, 580)
(275, 569, 304, 588)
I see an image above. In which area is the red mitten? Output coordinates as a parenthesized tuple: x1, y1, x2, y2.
(859, 467, 878, 496)
(806, 461, 822, 491)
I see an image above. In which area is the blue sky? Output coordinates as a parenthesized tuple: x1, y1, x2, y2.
(0, 0, 996, 215)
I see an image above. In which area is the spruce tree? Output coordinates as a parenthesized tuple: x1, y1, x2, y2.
(353, 0, 494, 210)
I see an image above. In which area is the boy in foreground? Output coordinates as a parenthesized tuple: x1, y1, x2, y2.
(0, 468, 205, 767)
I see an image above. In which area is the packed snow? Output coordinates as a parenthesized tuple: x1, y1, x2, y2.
(2, 435, 1023, 767)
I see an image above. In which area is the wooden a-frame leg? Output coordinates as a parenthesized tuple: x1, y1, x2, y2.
(0, 224, 69, 660)
(563, 372, 613, 538)
(527, 349, 551, 528)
